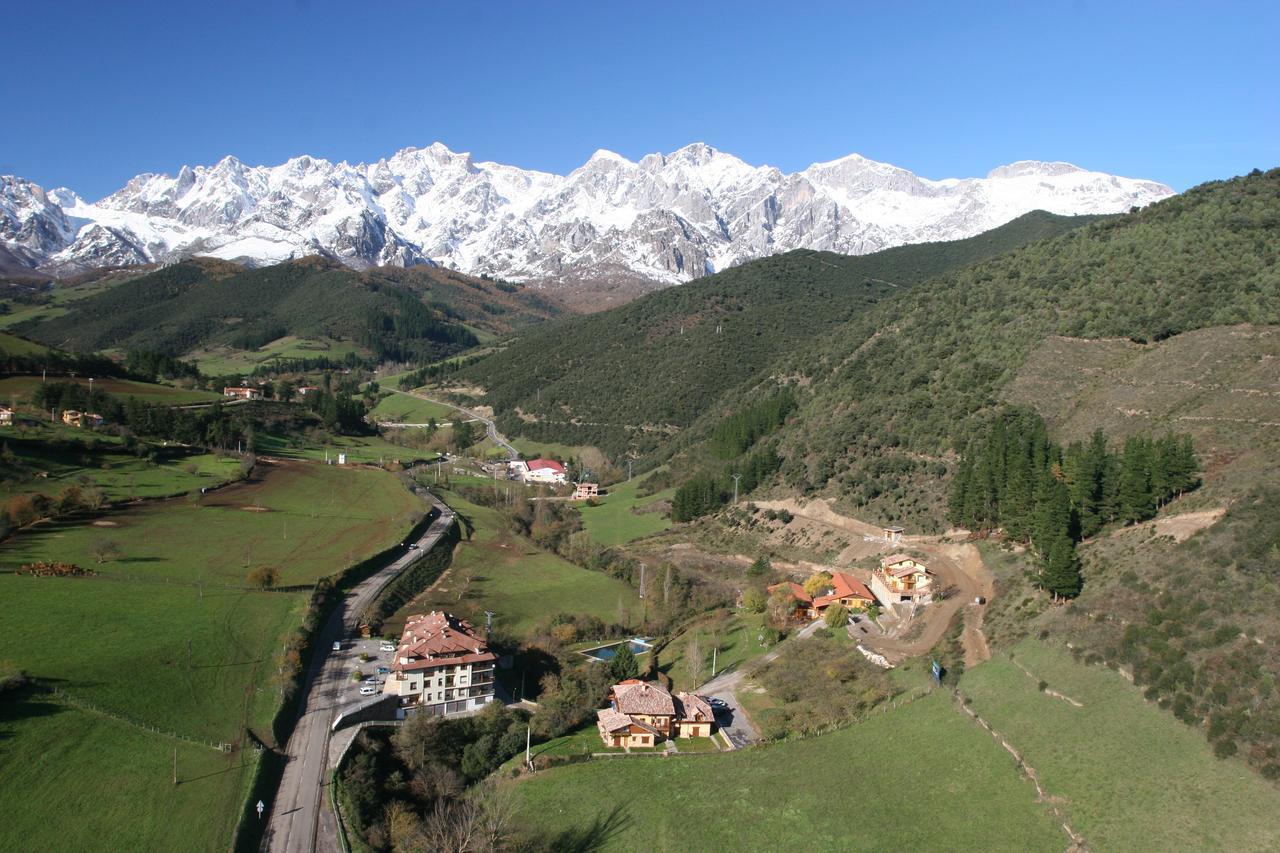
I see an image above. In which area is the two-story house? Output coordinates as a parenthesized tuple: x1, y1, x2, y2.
(596, 679, 716, 748)
(383, 611, 496, 716)
(871, 554, 935, 606)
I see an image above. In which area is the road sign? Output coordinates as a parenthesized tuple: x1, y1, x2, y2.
(256, 800, 265, 819)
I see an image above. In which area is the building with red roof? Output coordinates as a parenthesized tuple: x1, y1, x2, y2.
(597, 679, 716, 749)
(383, 611, 496, 716)
(522, 457, 567, 484)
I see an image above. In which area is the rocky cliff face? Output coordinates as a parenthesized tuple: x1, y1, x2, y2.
(0, 143, 1174, 287)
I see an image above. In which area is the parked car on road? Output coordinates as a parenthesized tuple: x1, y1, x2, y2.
(376, 666, 390, 674)
(359, 685, 377, 696)
(709, 698, 728, 709)
(408, 543, 420, 550)
(332, 641, 342, 652)
(379, 642, 396, 652)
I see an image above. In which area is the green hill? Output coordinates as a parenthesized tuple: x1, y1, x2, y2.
(18, 256, 564, 367)
(457, 211, 1105, 457)
(776, 168, 1280, 528)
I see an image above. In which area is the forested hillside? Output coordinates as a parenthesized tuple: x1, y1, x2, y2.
(19, 256, 562, 363)
(779, 168, 1280, 526)
(459, 211, 1105, 456)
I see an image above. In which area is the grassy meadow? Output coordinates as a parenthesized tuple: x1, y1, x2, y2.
(577, 475, 674, 547)
(253, 431, 442, 466)
(384, 488, 641, 640)
(0, 461, 422, 852)
(0, 374, 220, 405)
(960, 641, 1280, 851)
(512, 689, 1065, 851)
(189, 335, 368, 375)
(368, 392, 456, 424)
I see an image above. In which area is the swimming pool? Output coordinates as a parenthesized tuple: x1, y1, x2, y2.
(580, 638, 653, 662)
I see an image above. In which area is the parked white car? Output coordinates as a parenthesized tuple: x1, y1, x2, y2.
(359, 684, 377, 696)
(379, 642, 396, 652)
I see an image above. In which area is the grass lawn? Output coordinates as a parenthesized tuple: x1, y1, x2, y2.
(0, 460, 420, 852)
(0, 699, 252, 853)
(960, 641, 1280, 851)
(578, 475, 674, 547)
(0, 331, 51, 356)
(0, 375, 220, 405)
(368, 392, 456, 424)
(512, 690, 1065, 851)
(673, 736, 719, 753)
(658, 610, 773, 692)
(190, 336, 368, 375)
(385, 489, 641, 640)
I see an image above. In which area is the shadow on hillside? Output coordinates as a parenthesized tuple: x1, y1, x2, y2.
(524, 804, 631, 853)
(0, 682, 68, 741)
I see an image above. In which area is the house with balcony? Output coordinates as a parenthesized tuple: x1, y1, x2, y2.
(383, 611, 496, 716)
(871, 554, 934, 606)
(811, 571, 878, 613)
(523, 458, 567, 484)
(223, 386, 263, 400)
(596, 679, 716, 749)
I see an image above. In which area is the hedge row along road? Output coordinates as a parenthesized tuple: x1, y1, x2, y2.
(262, 487, 456, 853)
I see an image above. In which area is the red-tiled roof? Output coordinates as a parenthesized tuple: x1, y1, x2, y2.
(675, 691, 714, 722)
(391, 611, 493, 672)
(881, 554, 917, 565)
(812, 571, 876, 608)
(526, 458, 566, 473)
(612, 680, 676, 716)
(768, 581, 812, 605)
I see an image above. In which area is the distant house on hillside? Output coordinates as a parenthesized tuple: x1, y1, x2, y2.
(0, 407, 13, 426)
(296, 385, 320, 397)
(571, 482, 599, 500)
(383, 611, 496, 716)
(883, 525, 905, 544)
(523, 458, 567, 484)
(61, 409, 82, 426)
(82, 412, 104, 428)
(223, 386, 263, 401)
(597, 679, 716, 749)
(872, 554, 934, 606)
(507, 459, 529, 480)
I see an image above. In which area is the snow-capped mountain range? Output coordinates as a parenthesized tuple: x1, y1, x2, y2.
(0, 142, 1174, 286)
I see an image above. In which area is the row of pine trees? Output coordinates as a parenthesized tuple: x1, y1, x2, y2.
(948, 409, 1198, 598)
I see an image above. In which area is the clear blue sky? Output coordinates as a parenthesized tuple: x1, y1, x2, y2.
(3, 0, 1276, 199)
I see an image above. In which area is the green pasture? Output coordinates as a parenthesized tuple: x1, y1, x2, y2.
(577, 475, 674, 547)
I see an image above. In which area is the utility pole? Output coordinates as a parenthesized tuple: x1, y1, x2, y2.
(638, 562, 646, 599)
(711, 646, 717, 678)
(731, 474, 742, 505)
(173, 746, 178, 786)
(628, 459, 633, 481)
(484, 610, 495, 633)
(525, 724, 532, 770)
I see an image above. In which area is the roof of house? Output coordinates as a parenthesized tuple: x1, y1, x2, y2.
(812, 571, 876, 607)
(768, 580, 813, 605)
(596, 708, 635, 733)
(675, 691, 714, 722)
(391, 611, 494, 672)
(884, 525, 905, 532)
(526, 458, 566, 473)
(612, 679, 677, 716)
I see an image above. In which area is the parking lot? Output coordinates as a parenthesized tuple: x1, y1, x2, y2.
(333, 635, 397, 701)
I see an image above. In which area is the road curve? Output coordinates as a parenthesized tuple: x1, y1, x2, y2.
(389, 388, 519, 462)
(262, 481, 455, 853)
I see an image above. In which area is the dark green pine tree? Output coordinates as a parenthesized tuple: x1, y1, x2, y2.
(609, 641, 640, 681)
(1118, 436, 1155, 523)
(1032, 469, 1077, 554)
(947, 456, 975, 528)
(1040, 536, 1083, 599)
(1001, 438, 1035, 541)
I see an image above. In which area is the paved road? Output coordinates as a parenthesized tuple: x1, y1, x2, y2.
(262, 484, 455, 853)
(391, 389, 519, 462)
(698, 620, 824, 748)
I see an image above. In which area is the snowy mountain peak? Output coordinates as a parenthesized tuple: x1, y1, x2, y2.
(0, 143, 1175, 285)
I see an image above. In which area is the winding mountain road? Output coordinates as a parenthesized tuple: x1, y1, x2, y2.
(388, 388, 519, 461)
(262, 482, 455, 853)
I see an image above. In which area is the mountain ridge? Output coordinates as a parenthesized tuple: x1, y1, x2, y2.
(1, 143, 1173, 296)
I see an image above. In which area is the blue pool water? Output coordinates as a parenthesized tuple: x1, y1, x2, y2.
(580, 639, 652, 662)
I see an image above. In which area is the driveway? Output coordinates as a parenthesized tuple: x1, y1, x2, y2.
(697, 619, 824, 748)
(262, 485, 455, 853)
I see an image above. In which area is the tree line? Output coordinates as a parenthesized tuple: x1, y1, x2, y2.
(948, 409, 1199, 597)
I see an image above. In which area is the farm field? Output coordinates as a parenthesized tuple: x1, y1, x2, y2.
(511, 689, 1065, 851)
(0, 374, 220, 404)
(0, 700, 250, 853)
(189, 335, 368, 375)
(384, 488, 641, 640)
(368, 392, 455, 424)
(1, 459, 425, 586)
(0, 276, 129, 330)
(0, 331, 52, 356)
(0, 460, 421, 852)
(0, 437, 242, 504)
(960, 641, 1280, 851)
(509, 436, 608, 471)
(254, 431, 442, 466)
(577, 475, 674, 547)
